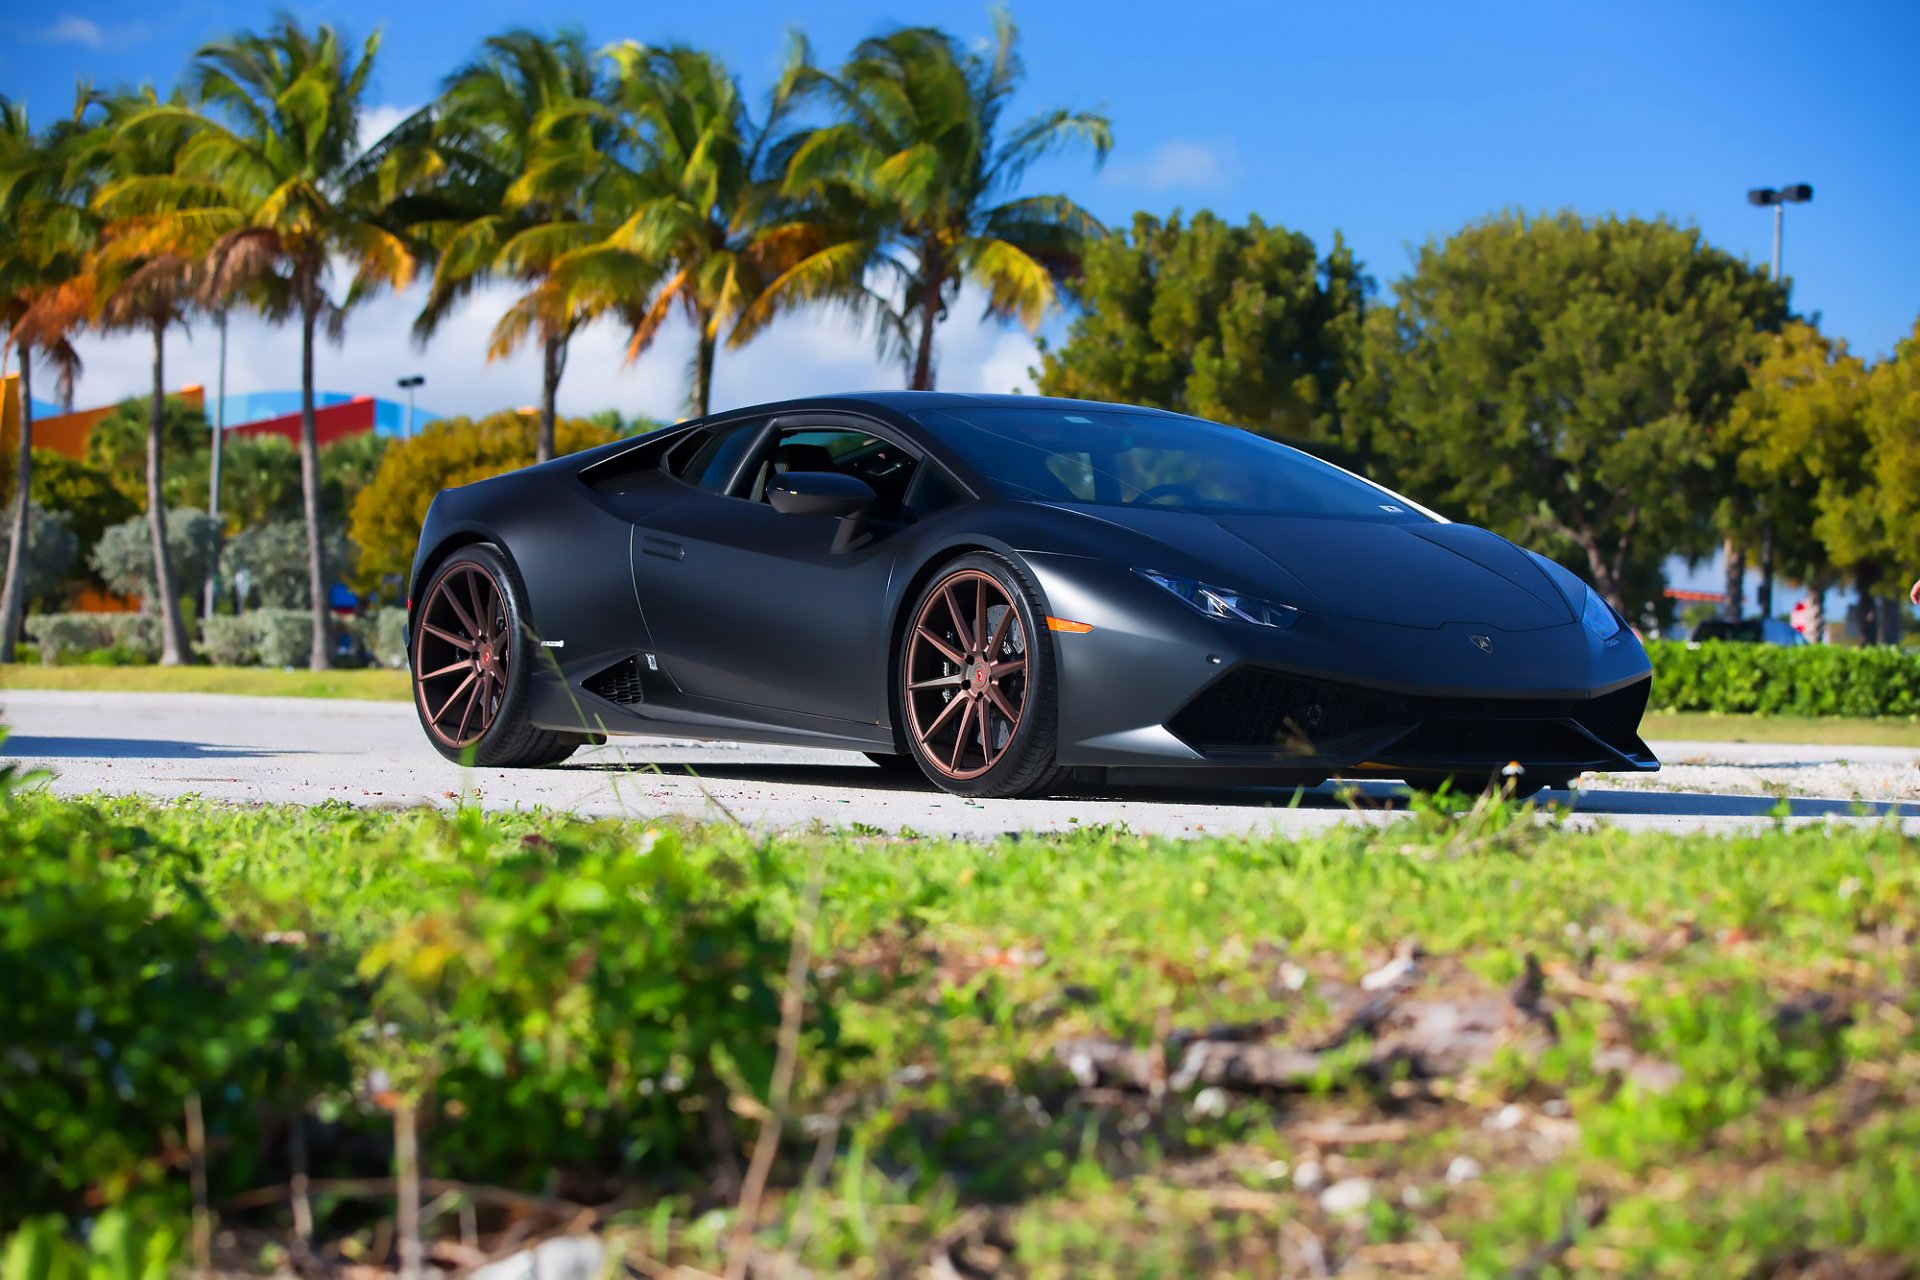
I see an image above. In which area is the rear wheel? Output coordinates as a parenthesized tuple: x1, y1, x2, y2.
(899, 554, 1067, 799)
(411, 544, 579, 768)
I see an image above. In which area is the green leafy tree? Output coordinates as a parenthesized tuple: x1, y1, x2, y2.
(108, 17, 417, 668)
(776, 15, 1111, 389)
(1343, 211, 1785, 620)
(28, 450, 136, 576)
(410, 29, 639, 461)
(1034, 211, 1367, 442)
(349, 411, 617, 588)
(319, 429, 389, 515)
(200, 433, 299, 530)
(1721, 321, 1872, 639)
(89, 510, 219, 608)
(1853, 320, 1920, 641)
(223, 518, 351, 610)
(84, 395, 207, 503)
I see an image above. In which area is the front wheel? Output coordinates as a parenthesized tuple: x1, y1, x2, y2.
(411, 544, 579, 768)
(898, 554, 1068, 799)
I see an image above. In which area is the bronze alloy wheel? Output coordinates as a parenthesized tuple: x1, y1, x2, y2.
(904, 568, 1030, 781)
(413, 561, 511, 750)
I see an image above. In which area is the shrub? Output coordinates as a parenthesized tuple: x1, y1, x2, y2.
(198, 615, 256, 667)
(0, 777, 345, 1222)
(22, 614, 159, 664)
(366, 608, 409, 668)
(357, 821, 821, 1184)
(1647, 639, 1920, 717)
(349, 412, 618, 590)
(250, 609, 314, 668)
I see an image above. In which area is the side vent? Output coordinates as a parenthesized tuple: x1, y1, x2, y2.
(583, 656, 646, 705)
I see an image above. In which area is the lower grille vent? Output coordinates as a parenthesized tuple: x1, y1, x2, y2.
(1167, 666, 1649, 758)
(584, 656, 646, 705)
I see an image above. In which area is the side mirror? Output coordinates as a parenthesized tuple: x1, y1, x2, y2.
(767, 471, 875, 519)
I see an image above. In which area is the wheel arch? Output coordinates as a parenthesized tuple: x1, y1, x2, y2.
(409, 527, 538, 649)
(880, 539, 1056, 752)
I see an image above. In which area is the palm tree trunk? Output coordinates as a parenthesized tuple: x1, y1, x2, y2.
(148, 321, 191, 666)
(299, 301, 330, 671)
(538, 334, 561, 463)
(692, 318, 716, 419)
(909, 271, 942, 391)
(0, 349, 35, 662)
(1722, 538, 1744, 620)
(1853, 565, 1879, 646)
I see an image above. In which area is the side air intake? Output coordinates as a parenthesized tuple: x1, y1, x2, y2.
(583, 656, 646, 705)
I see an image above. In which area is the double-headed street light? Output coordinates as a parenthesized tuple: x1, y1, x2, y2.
(396, 374, 425, 439)
(1746, 183, 1812, 282)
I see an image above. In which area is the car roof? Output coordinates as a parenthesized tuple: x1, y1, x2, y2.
(718, 390, 1190, 420)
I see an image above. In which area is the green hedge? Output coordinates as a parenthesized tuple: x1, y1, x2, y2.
(21, 615, 159, 665)
(1647, 640, 1920, 717)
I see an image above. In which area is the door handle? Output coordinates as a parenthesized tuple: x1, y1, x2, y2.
(641, 536, 685, 561)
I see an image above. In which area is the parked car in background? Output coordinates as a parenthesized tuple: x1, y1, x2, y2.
(1689, 617, 1807, 646)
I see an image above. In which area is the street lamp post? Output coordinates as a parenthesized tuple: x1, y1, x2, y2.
(396, 374, 424, 440)
(1740, 183, 1812, 625)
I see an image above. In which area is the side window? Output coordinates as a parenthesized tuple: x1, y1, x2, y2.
(745, 425, 918, 518)
(902, 465, 967, 523)
(672, 420, 763, 493)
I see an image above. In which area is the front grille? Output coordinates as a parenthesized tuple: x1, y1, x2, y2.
(1167, 667, 1649, 758)
(583, 656, 646, 705)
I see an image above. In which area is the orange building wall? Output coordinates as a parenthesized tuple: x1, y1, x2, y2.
(2, 380, 207, 460)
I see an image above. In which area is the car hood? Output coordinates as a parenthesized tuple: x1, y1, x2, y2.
(1044, 505, 1575, 631)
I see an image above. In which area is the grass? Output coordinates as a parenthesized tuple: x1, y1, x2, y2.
(6, 782, 1918, 1277)
(1643, 709, 1920, 747)
(4, 661, 1919, 749)
(0, 663, 410, 700)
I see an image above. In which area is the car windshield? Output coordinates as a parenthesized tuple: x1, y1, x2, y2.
(912, 406, 1436, 521)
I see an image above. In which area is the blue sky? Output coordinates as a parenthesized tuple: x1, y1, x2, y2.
(3, 0, 1917, 427)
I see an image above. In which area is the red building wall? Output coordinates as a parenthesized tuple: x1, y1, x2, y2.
(227, 397, 377, 449)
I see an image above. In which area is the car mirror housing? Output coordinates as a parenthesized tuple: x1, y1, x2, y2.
(767, 471, 877, 520)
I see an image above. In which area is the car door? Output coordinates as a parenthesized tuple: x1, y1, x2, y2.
(629, 414, 918, 725)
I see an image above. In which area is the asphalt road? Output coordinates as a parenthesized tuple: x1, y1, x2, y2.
(3, 690, 1917, 837)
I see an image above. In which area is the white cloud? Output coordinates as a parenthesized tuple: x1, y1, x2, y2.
(60, 278, 1044, 427)
(1105, 138, 1242, 192)
(356, 103, 419, 156)
(33, 13, 147, 49)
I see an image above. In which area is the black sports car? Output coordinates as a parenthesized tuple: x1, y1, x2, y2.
(406, 393, 1658, 797)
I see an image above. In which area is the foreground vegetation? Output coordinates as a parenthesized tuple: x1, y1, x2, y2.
(5, 768, 1918, 1276)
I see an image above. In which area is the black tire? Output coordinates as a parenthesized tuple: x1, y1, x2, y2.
(897, 552, 1069, 799)
(411, 544, 579, 768)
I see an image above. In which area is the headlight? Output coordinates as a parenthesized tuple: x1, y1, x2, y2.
(1524, 551, 1622, 640)
(1579, 584, 1622, 640)
(1135, 569, 1299, 630)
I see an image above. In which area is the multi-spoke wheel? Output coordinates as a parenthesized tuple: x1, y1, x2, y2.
(410, 544, 580, 768)
(899, 554, 1067, 798)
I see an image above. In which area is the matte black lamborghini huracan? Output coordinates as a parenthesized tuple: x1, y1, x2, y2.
(406, 393, 1658, 797)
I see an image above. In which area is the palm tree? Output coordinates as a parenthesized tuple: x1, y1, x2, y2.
(576, 42, 821, 419)
(87, 89, 214, 664)
(107, 16, 416, 669)
(776, 14, 1111, 389)
(0, 96, 89, 662)
(411, 29, 642, 461)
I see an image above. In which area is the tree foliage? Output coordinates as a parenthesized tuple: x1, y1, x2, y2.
(1861, 321, 1920, 585)
(775, 14, 1111, 389)
(1343, 211, 1785, 620)
(0, 501, 79, 607)
(1034, 211, 1367, 442)
(349, 412, 617, 587)
(84, 395, 208, 501)
(89, 510, 219, 608)
(222, 519, 351, 610)
(27, 450, 135, 572)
